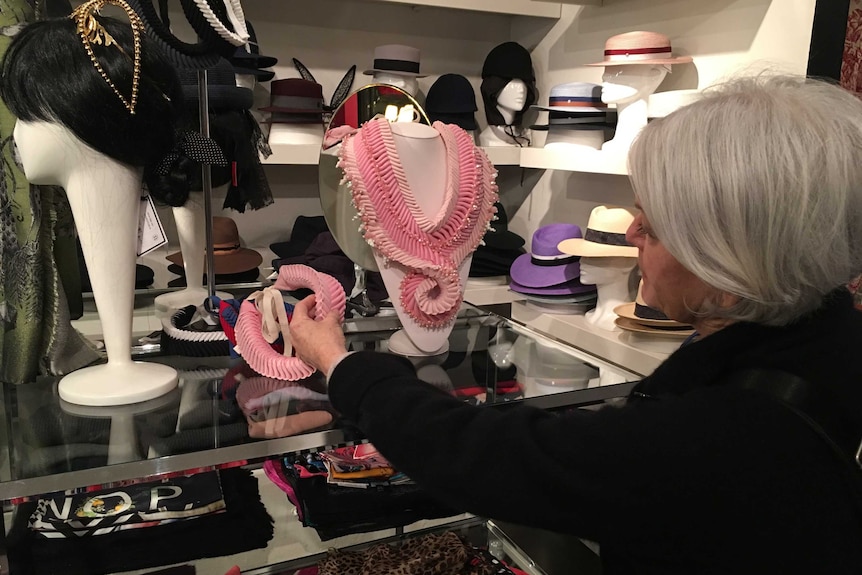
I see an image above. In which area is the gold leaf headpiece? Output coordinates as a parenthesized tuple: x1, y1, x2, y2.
(70, 0, 144, 114)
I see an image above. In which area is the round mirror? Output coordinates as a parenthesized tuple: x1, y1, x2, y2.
(319, 84, 430, 271)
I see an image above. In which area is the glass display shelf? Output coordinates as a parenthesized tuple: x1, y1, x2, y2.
(0, 304, 639, 503)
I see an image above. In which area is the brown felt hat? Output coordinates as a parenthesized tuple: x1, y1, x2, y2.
(166, 216, 262, 275)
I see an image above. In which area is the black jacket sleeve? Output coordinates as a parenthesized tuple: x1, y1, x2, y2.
(327, 351, 859, 564)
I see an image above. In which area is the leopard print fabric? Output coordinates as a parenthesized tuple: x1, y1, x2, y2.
(318, 531, 497, 575)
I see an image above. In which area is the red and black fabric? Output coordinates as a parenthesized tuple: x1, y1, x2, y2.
(266, 455, 463, 541)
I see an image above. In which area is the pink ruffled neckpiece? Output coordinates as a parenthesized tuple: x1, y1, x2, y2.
(338, 118, 498, 328)
(234, 264, 346, 381)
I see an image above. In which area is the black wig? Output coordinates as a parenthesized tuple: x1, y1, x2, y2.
(0, 16, 191, 206)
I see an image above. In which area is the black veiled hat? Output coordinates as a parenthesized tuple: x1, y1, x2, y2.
(425, 74, 478, 131)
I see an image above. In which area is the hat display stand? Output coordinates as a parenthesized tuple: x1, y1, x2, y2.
(32, 124, 178, 406)
(599, 64, 667, 153)
(363, 44, 427, 98)
(154, 193, 232, 315)
(579, 256, 637, 330)
(60, 387, 180, 465)
(557, 206, 639, 331)
(478, 79, 532, 147)
(588, 31, 693, 154)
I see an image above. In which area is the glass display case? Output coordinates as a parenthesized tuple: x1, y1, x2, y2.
(0, 304, 640, 574)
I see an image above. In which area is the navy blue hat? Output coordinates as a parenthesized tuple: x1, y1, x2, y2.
(425, 74, 478, 131)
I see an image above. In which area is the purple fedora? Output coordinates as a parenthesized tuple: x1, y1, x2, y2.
(509, 223, 583, 288)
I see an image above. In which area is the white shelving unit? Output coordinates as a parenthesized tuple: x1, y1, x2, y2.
(263, 146, 522, 167)
(519, 147, 628, 176)
(262, 144, 322, 165)
(510, 300, 683, 376)
(367, 0, 562, 18)
(261, 145, 624, 173)
(480, 146, 522, 166)
(463, 278, 525, 306)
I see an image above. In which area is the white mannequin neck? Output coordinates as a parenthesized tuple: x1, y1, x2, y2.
(579, 256, 636, 331)
(372, 72, 419, 96)
(498, 105, 516, 126)
(13, 120, 177, 405)
(154, 191, 232, 314)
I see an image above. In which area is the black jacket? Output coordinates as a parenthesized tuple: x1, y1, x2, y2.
(328, 290, 862, 574)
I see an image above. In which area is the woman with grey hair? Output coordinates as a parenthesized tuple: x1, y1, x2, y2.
(290, 75, 862, 574)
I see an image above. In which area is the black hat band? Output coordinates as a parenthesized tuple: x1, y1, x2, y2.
(373, 58, 420, 74)
(584, 228, 630, 246)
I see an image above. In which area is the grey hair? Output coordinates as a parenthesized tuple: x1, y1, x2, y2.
(628, 75, 862, 326)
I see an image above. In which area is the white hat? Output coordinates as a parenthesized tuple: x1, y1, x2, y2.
(557, 206, 638, 258)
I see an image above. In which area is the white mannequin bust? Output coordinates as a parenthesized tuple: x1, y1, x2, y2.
(14, 120, 178, 406)
(154, 192, 231, 314)
(372, 121, 473, 356)
(579, 256, 637, 331)
(479, 79, 531, 147)
(372, 72, 419, 98)
(601, 64, 668, 153)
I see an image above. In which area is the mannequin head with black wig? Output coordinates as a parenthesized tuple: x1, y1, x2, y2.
(480, 42, 537, 127)
(0, 15, 189, 206)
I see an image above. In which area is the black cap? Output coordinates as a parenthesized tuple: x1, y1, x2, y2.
(426, 74, 478, 131)
(482, 42, 534, 82)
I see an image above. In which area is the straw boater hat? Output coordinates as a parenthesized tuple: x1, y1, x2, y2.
(587, 31, 692, 67)
(557, 206, 638, 258)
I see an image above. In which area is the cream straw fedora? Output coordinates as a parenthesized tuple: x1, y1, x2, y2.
(586, 31, 692, 67)
(557, 206, 638, 258)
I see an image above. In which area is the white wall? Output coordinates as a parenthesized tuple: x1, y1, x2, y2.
(507, 0, 817, 248)
(158, 0, 817, 256)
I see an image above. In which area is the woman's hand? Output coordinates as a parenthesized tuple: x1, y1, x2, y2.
(290, 294, 348, 376)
